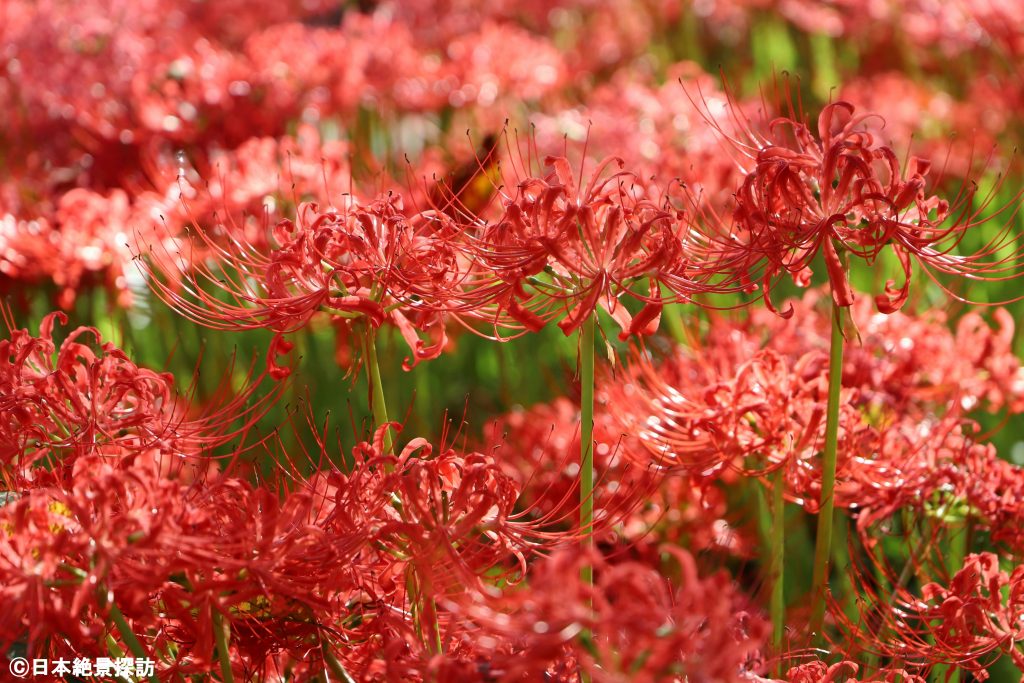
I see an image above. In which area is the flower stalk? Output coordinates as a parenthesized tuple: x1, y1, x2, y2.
(580, 313, 596, 589)
(410, 569, 443, 657)
(108, 603, 161, 683)
(809, 297, 845, 636)
(362, 322, 393, 455)
(212, 608, 235, 683)
(322, 639, 357, 683)
(769, 465, 785, 674)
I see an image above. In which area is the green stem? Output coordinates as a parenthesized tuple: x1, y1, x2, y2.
(945, 529, 967, 683)
(417, 569, 443, 656)
(104, 634, 125, 659)
(212, 609, 235, 683)
(362, 324, 442, 658)
(579, 314, 596, 589)
(423, 594, 443, 656)
(809, 301, 845, 637)
(322, 641, 357, 683)
(408, 570, 443, 659)
(363, 323, 393, 454)
(932, 519, 968, 683)
(104, 632, 135, 683)
(108, 603, 161, 683)
(770, 467, 786, 675)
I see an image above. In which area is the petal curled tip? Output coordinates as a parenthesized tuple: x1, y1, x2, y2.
(267, 334, 296, 381)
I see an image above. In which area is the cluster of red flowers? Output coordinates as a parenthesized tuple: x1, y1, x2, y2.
(0, 312, 760, 680)
(4, 0, 1024, 681)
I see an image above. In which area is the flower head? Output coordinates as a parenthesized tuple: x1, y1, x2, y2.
(693, 90, 1024, 316)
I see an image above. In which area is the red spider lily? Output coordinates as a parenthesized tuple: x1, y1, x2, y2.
(607, 288, 1024, 521)
(837, 73, 1006, 181)
(449, 547, 769, 682)
(47, 189, 137, 309)
(142, 189, 470, 369)
(149, 475, 360, 678)
(0, 309, 281, 476)
(608, 346, 831, 477)
(3, 0, 336, 176)
(690, 88, 1024, 315)
(529, 64, 750, 213)
(141, 126, 353, 241)
(385, 0, 666, 76)
(0, 125, 349, 314)
(451, 151, 722, 340)
(840, 552, 1024, 679)
(234, 421, 595, 678)
(0, 456, 190, 652)
(835, 413, 1024, 561)
(826, 422, 1024, 673)
(0, 312, 168, 469)
(714, 290, 1024, 417)
(337, 424, 582, 591)
(485, 397, 742, 556)
(757, 660, 926, 683)
(0, 189, 147, 310)
(7, 445, 390, 678)
(145, 137, 729, 352)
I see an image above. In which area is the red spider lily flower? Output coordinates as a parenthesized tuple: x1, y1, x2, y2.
(609, 346, 831, 477)
(143, 190, 469, 369)
(485, 397, 741, 556)
(837, 73, 1006, 181)
(841, 552, 1024, 679)
(715, 290, 1024, 418)
(53, 436, 396, 678)
(756, 660, 925, 683)
(0, 312, 172, 470)
(236, 421, 590, 679)
(149, 476, 359, 678)
(0, 124, 350, 311)
(529, 64, 751, 213)
(827, 425, 1024, 671)
(459, 152, 717, 340)
(608, 288, 1024, 515)
(0, 191, 141, 310)
(692, 90, 1024, 316)
(49, 189, 137, 309)
(0, 456, 189, 652)
(0, 310, 281, 475)
(834, 414, 1024, 561)
(339, 426, 579, 599)
(141, 126, 353, 241)
(450, 547, 768, 682)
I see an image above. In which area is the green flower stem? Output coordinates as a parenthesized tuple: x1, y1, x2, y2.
(932, 519, 969, 683)
(944, 522, 968, 683)
(408, 570, 443, 658)
(361, 324, 442, 655)
(809, 300, 845, 637)
(322, 641, 356, 683)
(416, 570, 443, 656)
(108, 603, 160, 683)
(362, 323, 393, 455)
(423, 593, 443, 656)
(102, 634, 136, 683)
(769, 466, 785, 675)
(580, 314, 596, 589)
(212, 608, 235, 683)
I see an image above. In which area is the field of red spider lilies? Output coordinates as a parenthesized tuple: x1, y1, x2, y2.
(4, 1, 1024, 681)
